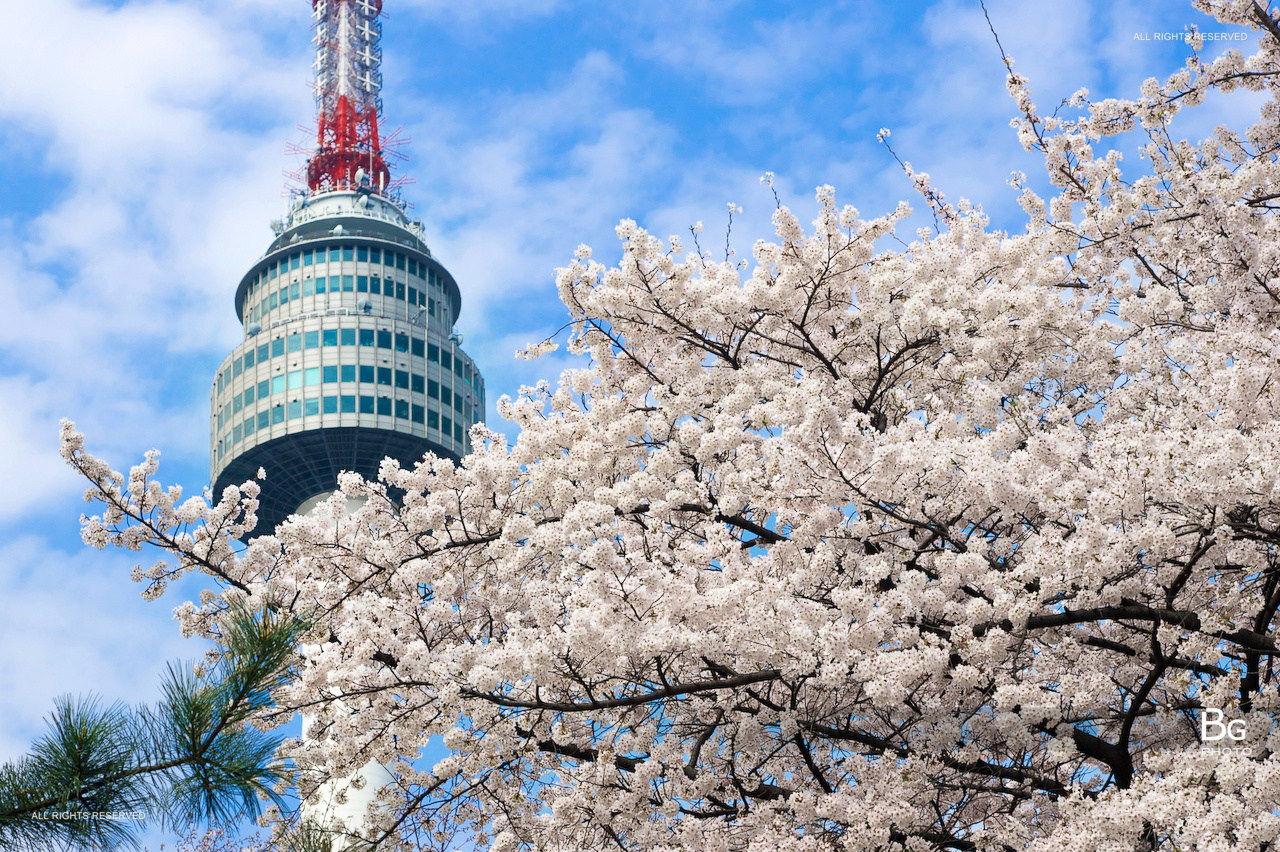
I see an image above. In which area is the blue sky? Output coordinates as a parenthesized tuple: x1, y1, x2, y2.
(0, 0, 1261, 845)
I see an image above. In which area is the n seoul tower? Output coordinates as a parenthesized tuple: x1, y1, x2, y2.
(210, 0, 484, 538)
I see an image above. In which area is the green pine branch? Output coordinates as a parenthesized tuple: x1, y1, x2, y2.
(0, 605, 304, 850)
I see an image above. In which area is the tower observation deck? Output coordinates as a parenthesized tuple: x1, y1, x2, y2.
(211, 0, 484, 538)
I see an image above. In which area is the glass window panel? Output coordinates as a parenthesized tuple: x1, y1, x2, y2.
(377, 367, 392, 386)
(322, 329, 338, 346)
(411, 338, 424, 357)
(377, 396, 392, 416)
(359, 395, 375, 414)
(370, 277, 382, 295)
(340, 328, 356, 346)
(304, 367, 321, 386)
(258, 411, 269, 429)
(357, 275, 368, 292)
(428, 380, 439, 399)
(428, 343, 439, 363)
(304, 331, 319, 349)
(257, 343, 269, 362)
(342, 275, 354, 292)
(359, 329, 375, 347)
(271, 375, 285, 394)
(323, 395, 338, 414)
(411, 374, 423, 393)
(428, 410, 439, 429)
(271, 338, 284, 357)
(342, 247, 354, 261)
(394, 370, 408, 389)
(322, 365, 338, 382)
(377, 330, 392, 349)
(287, 334, 301, 353)
(288, 399, 301, 420)
(287, 370, 302, 390)
(340, 364, 356, 381)
(304, 397, 320, 416)
(357, 246, 369, 262)
(258, 380, 269, 398)
(411, 404, 424, 423)
(359, 365, 375, 383)
(340, 395, 356, 413)
(395, 399, 409, 418)
(271, 405, 284, 424)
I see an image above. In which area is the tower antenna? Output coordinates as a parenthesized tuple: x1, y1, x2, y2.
(306, 0, 389, 194)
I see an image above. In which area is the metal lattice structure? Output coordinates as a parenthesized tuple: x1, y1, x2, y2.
(307, 0, 389, 193)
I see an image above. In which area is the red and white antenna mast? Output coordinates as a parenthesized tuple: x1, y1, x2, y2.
(307, 0, 390, 194)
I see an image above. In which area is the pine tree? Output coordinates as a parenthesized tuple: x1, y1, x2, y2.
(0, 606, 302, 850)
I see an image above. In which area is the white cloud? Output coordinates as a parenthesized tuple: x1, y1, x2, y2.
(632, 2, 871, 106)
(0, 536, 194, 761)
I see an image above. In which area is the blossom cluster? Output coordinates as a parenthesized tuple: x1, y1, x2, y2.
(62, 4, 1280, 848)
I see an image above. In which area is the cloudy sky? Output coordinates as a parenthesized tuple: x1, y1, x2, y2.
(0, 0, 1261, 844)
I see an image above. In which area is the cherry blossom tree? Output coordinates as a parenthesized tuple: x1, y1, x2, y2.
(58, 1, 1280, 848)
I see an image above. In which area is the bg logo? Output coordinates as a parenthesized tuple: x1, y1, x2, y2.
(1201, 708, 1247, 743)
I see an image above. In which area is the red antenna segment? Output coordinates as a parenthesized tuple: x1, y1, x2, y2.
(307, 0, 390, 194)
